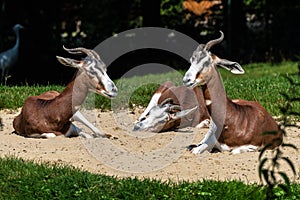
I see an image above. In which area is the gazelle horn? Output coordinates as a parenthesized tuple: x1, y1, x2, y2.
(204, 31, 224, 51)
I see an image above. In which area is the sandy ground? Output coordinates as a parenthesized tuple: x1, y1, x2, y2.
(0, 108, 299, 184)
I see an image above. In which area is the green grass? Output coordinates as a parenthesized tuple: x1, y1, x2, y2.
(2, 156, 300, 199)
(0, 85, 65, 110)
(221, 62, 300, 117)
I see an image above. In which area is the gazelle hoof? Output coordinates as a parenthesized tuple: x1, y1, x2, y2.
(106, 134, 118, 140)
(186, 144, 198, 151)
(104, 133, 112, 138)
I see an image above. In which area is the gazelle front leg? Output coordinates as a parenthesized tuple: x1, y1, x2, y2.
(189, 119, 219, 154)
(70, 110, 111, 138)
(198, 118, 216, 143)
(65, 123, 93, 139)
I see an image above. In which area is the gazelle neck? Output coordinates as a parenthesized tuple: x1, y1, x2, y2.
(203, 67, 227, 128)
(59, 72, 90, 113)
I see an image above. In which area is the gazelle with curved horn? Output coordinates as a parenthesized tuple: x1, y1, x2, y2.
(133, 97, 198, 132)
(13, 46, 118, 139)
(133, 80, 210, 132)
(183, 31, 282, 154)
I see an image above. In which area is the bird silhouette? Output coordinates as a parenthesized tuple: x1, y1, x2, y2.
(0, 24, 24, 85)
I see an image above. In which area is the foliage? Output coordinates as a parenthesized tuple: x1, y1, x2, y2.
(243, 0, 266, 10)
(242, 0, 300, 62)
(258, 75, 300, 199)
(1, 0, 299, 85)
(160, 0, 185, 28)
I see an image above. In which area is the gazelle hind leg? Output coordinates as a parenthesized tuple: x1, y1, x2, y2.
(71, 110, 105, 138)
(24, 133, 54, 139)
(230, 145, 259, 154)
(40, 133, 57, 138)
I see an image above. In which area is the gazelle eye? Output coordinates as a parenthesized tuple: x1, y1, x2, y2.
(86, 66, 97, 76)
(190, 55, 196, 63)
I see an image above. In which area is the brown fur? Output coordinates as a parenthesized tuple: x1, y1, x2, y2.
(183, 31, 282, 153)
(13, 78, 80, 138)
(13, 47, 118, 139)
(201, 82, 282, 150)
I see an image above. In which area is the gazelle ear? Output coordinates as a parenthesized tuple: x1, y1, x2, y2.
(56, 56, 83, 69)
(171, 106, 198, 120)
(215, 58, 245, 74)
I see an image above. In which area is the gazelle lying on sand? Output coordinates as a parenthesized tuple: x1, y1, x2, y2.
(182, 31, 283, 154)
(133, 80, 210, 132)
(13, 46, 118, 139)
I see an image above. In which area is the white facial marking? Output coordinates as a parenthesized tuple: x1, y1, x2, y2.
(183, 49, 211, 87)
(138, 93, 161, 121)
(133, 103, 171, 132)
(85, 57, 117, 98)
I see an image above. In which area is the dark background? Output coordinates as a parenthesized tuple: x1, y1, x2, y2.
(0, 0, 299, 85)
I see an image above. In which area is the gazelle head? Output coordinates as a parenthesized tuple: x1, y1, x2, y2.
(56, 46, 118, 99)
(183, 31, 244, 87)
(133, 98, 197, 132)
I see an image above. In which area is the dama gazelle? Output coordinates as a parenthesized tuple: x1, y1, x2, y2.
(13, 46, 118, 139)
(183, 31, 282, 154)
(133, 81, 210, 132)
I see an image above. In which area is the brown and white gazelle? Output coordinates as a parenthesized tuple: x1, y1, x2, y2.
(133, 81, 210, 132)
(13, 46, 118, 139)
(183, 31, 283, 154)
